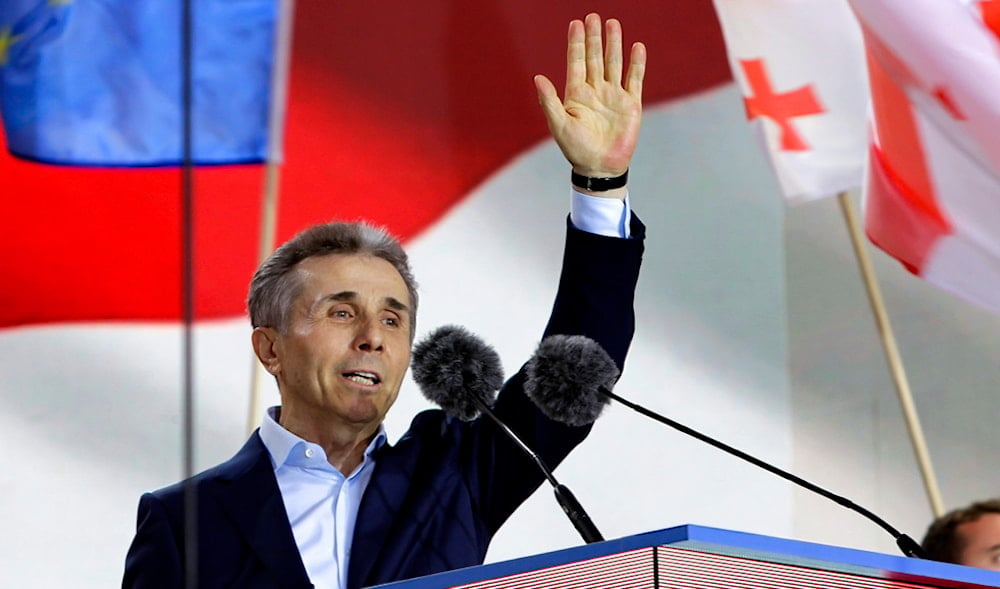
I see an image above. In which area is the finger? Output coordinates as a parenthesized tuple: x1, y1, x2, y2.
(625, 41, 647, 98)
(565, 19, 586, 91)
(584, 13, 604, 86)
(604, 18, 624, 85)
(534, 74, 566, 129)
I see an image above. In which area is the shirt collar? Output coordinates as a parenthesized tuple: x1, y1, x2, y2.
(259, 406, 387, 472)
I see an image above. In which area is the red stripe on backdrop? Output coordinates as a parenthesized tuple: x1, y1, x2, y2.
(0, 1, 729, 327)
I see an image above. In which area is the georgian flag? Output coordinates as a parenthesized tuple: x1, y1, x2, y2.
(711, 0, 869, 204)
(850, 0, 1000, 315)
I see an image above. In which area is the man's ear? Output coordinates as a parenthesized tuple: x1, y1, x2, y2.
(252, 327, 282, 376)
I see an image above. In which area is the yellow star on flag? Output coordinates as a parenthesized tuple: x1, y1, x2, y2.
(0, 25, 23, 66)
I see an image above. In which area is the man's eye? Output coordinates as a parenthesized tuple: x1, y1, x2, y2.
(332, 309, 351, 318)
(383, 316, 398, 326)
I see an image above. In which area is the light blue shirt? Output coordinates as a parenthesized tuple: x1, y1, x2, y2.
(260, 407, 386, 589)
(570, 189, 632, 238)
(259, 189, 631, 587)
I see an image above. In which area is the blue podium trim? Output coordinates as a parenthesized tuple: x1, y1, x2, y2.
(370, 524, 1000, 588)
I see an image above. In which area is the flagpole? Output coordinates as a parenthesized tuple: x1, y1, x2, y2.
(836, 190, 945, 518)
(247, 163, 281, 434)
(180, 0, 199, 585)
(248, 0, 296, 436)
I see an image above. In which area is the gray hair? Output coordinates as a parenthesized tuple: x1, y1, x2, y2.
(247, 221, 418, 337)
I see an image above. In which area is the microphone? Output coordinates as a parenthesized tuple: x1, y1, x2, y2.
(523, 334, 928, 559)
(411, 324, 505, 421)
(411, 325, 605, 544)
(523, 334, 619, 426)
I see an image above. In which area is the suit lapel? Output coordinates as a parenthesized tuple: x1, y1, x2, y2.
(347, 441, 414, 589)
(214, 433, 313, 588)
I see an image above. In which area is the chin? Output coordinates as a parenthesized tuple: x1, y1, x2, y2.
(342, 403, 384, 426)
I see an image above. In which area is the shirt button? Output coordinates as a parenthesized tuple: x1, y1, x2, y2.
(305, 448, 315, 458)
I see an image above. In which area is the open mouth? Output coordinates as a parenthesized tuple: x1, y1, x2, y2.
(343, 371, 380, 386)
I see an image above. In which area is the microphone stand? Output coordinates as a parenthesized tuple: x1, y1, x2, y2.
(600, 388, 926, 559)
(471, 396, 605, 544)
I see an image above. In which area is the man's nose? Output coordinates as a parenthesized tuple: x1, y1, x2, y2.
(354, 317, 384, 352)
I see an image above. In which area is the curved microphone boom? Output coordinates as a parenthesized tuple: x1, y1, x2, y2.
(524, 334, 928, 559)
(411, 325, 605, 544)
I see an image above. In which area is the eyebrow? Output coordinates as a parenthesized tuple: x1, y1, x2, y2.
(322, 291, 410, 314)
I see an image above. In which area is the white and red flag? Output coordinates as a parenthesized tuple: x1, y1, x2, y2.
(850, 0, 1000, 314)
(712, 0, 869, 204)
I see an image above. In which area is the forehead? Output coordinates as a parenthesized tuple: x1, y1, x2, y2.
(959, 513, 1000, 545)
(294, 253, 410, 305)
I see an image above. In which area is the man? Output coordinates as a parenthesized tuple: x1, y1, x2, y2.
(124, 12, 646, 588)
(922, 498, 1000, 571)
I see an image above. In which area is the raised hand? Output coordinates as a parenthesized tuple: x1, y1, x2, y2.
(534, 13, 646, 189)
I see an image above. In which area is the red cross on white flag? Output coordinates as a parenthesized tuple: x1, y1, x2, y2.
(712, 0, 869, 204)
(851, 0, 1000, 315)
(739, 58, 825, 152)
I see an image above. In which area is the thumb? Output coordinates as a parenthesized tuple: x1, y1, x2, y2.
(533, 74, 566, 130)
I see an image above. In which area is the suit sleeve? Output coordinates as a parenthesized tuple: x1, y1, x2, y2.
(122, 493, 183, 588)
(477, 214, 645, 532)
(544, 214, 645, 370)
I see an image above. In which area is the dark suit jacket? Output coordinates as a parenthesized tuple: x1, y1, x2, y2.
(123, 218, 645, 588)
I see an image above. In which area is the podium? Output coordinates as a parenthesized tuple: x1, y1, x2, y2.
(371, 524, 1000, 588)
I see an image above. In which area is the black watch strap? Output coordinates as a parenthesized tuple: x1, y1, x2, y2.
(571, 169, 628, 192)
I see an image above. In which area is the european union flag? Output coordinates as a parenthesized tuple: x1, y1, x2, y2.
(0, 0, 277, 166)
